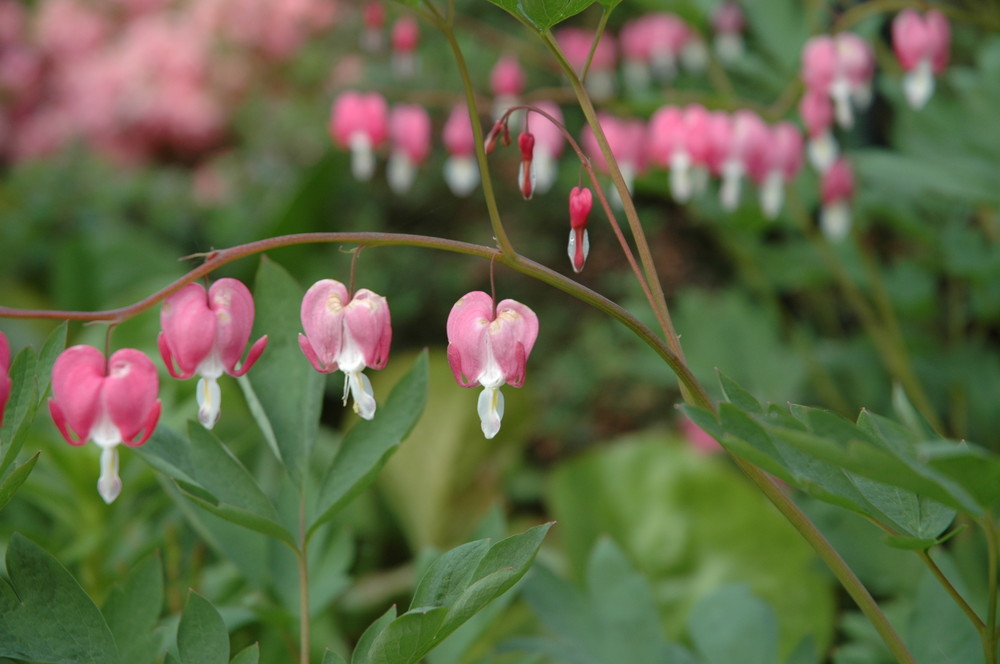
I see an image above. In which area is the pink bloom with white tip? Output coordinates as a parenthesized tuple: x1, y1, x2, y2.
(799, 89, 837, 171)
(820, 157, 855, 241)
(387, 103, 431, 194)
(0, 332, 10, 427)
(159, 278, 268, 429)
(391, 16, 420, 79)
(528, 101, 565, 194)
(442, 104, 480, 197)
(447, 291, 539, 439)
(361, 0, 384, 52)
(648, 104, 712, 202)
(581, 114, 647, 207)
(299, 279, 391, 420)
(892, 9, 950, 109)
(568, 186, 592, 273)
(753, 122, 804, 219)
(49, 345, 161, 503)
(639, 13, 690, 82)
(801, 33, 875, 129)
(710, 109, 768, 211)
(555, 27, 617, 101)
(330, 91, 389, 181)
(712, 1, 746, 64)
(490, 55, 525, 120)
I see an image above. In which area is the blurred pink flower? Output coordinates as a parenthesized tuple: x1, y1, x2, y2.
(555, 27, 617, 101)
(387, 103, 431, 193)
(299, 279, 392, 420)
(49, 345, 161, 503)
(710, 109, 768, 211)
(159, 279, 268, 428)
(391, 15, 419, 78)
(490, 54, 524, 119)
(581, 114, 646, 206)
(801, 33, 874, 129)
(799, 89, 837, 171)
(820, 157, 855, 241)
(893, 9, 950, 109)
(442, 104, 480, 196)
(446, 291, 539, 439)
(330, 90, 389, 181)
(712, 1, 746, 63)
(752, 122, 803, 219)
(527, 101, 564, 194)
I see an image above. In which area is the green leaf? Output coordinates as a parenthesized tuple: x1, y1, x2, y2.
(322, 650, 348, 664)
(485, 0, 594, 31)
(230, 643, 259, 664)
(353, 605, 398, 664)
(0, 347, 38, 478)
(367, 607, 449, 664)
(311, 352, 429, 534)
(102, 553, 164, 664)
(176, 481, 296, 549)
(717, 372, 763, 414)
(248, 257, 325, 485)
(0, 534, 120, 663)
(0, 452, 39, 512)
(411, 539, 491, 609)
(688, 585, 778, 664)
(177, 591, 229, 664)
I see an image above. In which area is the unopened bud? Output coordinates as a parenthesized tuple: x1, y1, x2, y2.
(518, 132, 536, 200)
(484, 120, 505, 154)
(567, 186, 593, 272)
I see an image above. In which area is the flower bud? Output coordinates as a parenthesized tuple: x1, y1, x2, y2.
(567, 186, 592, 273)
(518, 131, 535, 200)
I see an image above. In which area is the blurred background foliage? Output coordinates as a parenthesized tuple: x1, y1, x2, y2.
(2, 0, 1000, 661)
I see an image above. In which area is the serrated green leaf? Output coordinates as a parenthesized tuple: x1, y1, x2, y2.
(367, 607, 449, 664)
(353, 605, 398, 664)
(0, 452, 39, 512)
(311, 352, 428, 534)
(230, 643, 259, 664)
(485, 0, 594, 31)
(717, 372, 763, 414)
(688, 585, 778, 664)
(178, 591, 229, 664)
(0, 534, 120, 664)
(411, 539, 491, 609)
(248, 257, 325, 485)
(102, 553, 163, 664)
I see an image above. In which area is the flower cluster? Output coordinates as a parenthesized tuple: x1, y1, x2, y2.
(10, 271, 537, 502)
(0, 0, 336, 163)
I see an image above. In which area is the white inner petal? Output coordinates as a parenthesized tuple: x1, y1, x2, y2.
(760, 170, 785, 219)
(444, 156, 480, 197)
(98, 445, 122, 504)
(387, 152, 416, 194)
(345, 370, 377, 420)
(903, 59, 935, 110)
(197, 376, 222, 429)
(477, 386, 505, 439)
(350, 133, 376, 182)
(821, 201, 852, 242)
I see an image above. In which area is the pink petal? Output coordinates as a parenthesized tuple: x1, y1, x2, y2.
(446, 291, 493, 386)
(344, 289, 392, 370)
(103, 348, 160, 445)
(300, 279, 349, 369)
(208, 278, 256, 374)
(491, 298, 539, 386)
(160, 282, 215, 377)
(50, 345, 108, 444)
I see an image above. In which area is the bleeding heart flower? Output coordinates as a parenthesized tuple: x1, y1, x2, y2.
(518, 131, 535, 200)
(387, 103, 431, 194)
(159, 278, 267, 429)
(820, 157, 855, 241)
(49, 345, 161, 503)
(892, 9, 950, 109)
(446, 291, 538, 439)
(299, 279, 392, 420)
(330, 91, 389, 181)
(442, 104, 480, 197)
(568, 186, 592, 273)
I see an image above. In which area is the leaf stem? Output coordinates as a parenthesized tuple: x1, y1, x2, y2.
(917, 549, 985, 633)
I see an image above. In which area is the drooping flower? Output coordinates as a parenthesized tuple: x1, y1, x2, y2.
(49, 345, 161, 503)
(568, 186, 593, 273)
(649, 104, 713, 202)
(712, 1, 746, 64)
(892, 9, 950, 109)
(442, 104, 480, 197)
(360, 0, 384, 52)
(555, 27, 617, 102)
(0, 332, 11, 427)
(387, 103, 431, 194)
(528, 101, 565, 194)
(581, 114, 647, 208)
(801, 33, 874, 129)
(820, 157, 855, 241)
(752, 122, 803, 219)
(446, 291, 538, 439)
(159, 278, 267, 429)
(517, 131, 535, 200)
(709, 109, 768, 211)
(299, 279, 391, 420)
(391, 15, 420, 79)
(490, 55, 525, 120)
(799, 89, 837, 172)
(329, 91, 389, 181)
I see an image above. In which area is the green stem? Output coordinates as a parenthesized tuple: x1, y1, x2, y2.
(917, 549, 986, 633)
(298, 495, 310, 664)
(425, 2, 515, 257)
(733, 458, 916, 664)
